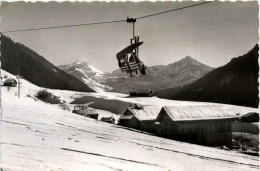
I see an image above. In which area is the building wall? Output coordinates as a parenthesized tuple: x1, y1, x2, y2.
(139, 120, 158, 133)
(157, 112, 233, 147)
(4, 82, 17, 87)
(118, 110, 140, 129)
(88, 115, 99, 119)
(118, 117, 140, 129)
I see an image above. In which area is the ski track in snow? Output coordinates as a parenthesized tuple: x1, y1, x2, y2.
(1, 70, 259, 171)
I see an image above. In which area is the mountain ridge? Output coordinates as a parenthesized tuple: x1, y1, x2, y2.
(171, 44, 259, 108)
(1, 35, 94, 92)
(102, 56, 214, 94)
(58, 61, 112, 92)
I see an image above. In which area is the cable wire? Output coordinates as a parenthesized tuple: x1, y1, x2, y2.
(136, 1, 211, 20)
(1, 19, 126, 33)
(1, 2, 212, 33)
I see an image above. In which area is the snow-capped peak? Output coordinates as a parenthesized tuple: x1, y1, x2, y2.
(87, 64, 104, 75)
(72, 60, 89, 65)
(70, 61, 104, 75)
(58, 61, 112, 92)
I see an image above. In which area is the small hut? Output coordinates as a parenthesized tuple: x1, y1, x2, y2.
(155, 105, 239, 148)
(84, 108, 99, 119)
(118, 105, 162, 133)
(3, 78, 17, 87)
(72, 105, 99, 119)
(100, 116, 115, 123)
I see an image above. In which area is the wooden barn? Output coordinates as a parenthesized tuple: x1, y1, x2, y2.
(118, 105, 162, 133)
(3, 78, 17, 87)
(155, 105, 239, 148)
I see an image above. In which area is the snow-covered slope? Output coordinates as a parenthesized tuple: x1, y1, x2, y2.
(102, 56, 213, 94)
(58, 61, 112, 92)
(1, 81, 259, 170)
(1, 69, 259, 170)
(1, 70, 78, 104)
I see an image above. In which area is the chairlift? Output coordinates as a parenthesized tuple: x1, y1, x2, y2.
(116, 17, 147, 77)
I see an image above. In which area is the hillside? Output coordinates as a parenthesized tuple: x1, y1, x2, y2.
(154, 84, 191, 99)
(1, 35, 94, 92)
(58, 61, 112, 92)
(1, 70, 258, 170)
(102, 56, 213, 94)
(172, 45, 259, 108)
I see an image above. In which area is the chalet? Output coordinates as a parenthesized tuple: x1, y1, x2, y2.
(83, 108, 99, 119)
(3, 78, 17, 87)
(118, 105, 162, 133)
(72, 105, 99, 119)
(100, 116, 115, 124)
(155, 105, 239, 148)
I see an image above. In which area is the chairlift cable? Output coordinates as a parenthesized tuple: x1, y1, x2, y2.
(1, 2, 212, 34)
(135, 1, 211, 20)
(1, 20, 126, 33)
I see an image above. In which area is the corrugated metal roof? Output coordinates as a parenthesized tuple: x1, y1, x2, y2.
(162, 105, 239, 121)
(128, 105, 162, 121)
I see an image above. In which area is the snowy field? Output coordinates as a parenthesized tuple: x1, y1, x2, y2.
(1, 70, 259, 170)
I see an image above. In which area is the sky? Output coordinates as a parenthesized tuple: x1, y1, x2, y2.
(0, 1, 258, 72)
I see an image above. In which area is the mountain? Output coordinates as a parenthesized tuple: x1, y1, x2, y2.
(58, 61, 112, 92)
(171, 45, 259, 108)
(154, 84, 191, 99)
(1, 35, 94, 92)
(102, 56, 214, 94)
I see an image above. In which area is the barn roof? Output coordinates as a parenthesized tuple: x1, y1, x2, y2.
(127, 105, 162, 121)
(161, 105, 239, 121)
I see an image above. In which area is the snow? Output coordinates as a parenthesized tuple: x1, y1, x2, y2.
(1, 70, 259, 170)
(81, 77, 111, 93)
(87, 63, 104, 75)
(88, 92, 258, 115)
(76, 61, 82, 65)
(73, 67, 111, 92)
(75, 67, 86, 76)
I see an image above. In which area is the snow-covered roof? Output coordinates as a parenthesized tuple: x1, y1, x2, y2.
(127, 105, 162, 121)
(84, 108, 99, 115)
(161, 105, 240, 121)
(4, 78, 17, 83)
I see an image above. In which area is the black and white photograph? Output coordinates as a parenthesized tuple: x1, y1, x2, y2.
(0, 0, 259, 170)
